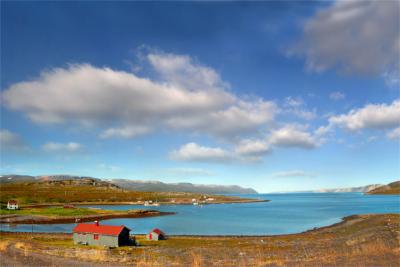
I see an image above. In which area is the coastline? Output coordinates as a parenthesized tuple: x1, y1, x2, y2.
(0, 210, 175, 224)
(0, 213, 394, 236)
(0, 197, 268, 225)
(0, 213, 398, 266)
(21, 198, 268, 207)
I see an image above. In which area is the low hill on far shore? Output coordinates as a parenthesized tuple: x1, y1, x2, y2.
(366, 181, 400, 195)
(0, 174, 257, 194)
(110, 179, 257, 194)
(0, 178, 263, 206)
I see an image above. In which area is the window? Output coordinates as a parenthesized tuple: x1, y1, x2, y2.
(93, 234, 99, 240)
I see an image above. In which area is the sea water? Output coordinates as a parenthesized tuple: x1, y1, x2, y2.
(2, 193, 399, 235)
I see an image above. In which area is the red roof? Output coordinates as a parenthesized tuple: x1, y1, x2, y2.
(73, 223, 130, 236)
(151, 228, 165, 235)
(8, 200, 18, 204)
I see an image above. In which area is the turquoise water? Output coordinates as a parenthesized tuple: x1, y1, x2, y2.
(2, 193, 399, 235)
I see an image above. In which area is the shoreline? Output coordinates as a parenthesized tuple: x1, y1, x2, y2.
(0, 210, 175, 224)
(1, 213, 398, 266)
(0, 213, 392, 236)
(0, 198, 268, 225)
(21, 198, 268, 208)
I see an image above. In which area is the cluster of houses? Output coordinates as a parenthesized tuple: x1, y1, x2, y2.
(143, 200, 160, 206)
(192, 196, 215, 205)
(73, 221, 166, 247)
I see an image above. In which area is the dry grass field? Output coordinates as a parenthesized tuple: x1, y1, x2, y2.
(0, 214, 399, 266)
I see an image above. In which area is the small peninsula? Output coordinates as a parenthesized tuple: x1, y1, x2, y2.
(0, 207, 173, 224)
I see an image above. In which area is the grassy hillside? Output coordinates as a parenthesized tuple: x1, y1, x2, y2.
(367, 181, 400, 195)
(0, 179, 256, 205)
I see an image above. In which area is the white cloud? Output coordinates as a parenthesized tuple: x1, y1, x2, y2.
(283, 96, 316, 120)
(387, 127, 400, 140)
(235, 139, 270, 157)
(42, 142, 83, 152)
(291, 1, 399, 78)
(170, 123, 326, 164)
(166, 99, 276, 137)
(0, 130, 30, 152)
(100, 125, 151, 139)
(169, 142, 232, 163)
(3, 53, 277, 140)
(147, 52, 227, 91)
(329, 100, 400, 131)
(271, 170, 314, 178)
(170, 141, 271, 164)
(291, 109, 317, 120)
(329, 91, 345, 100)
(268, 124, 320, 149)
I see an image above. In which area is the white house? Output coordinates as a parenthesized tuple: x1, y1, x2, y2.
(7, 200, 19, 210)
(147, 228, 166, 241)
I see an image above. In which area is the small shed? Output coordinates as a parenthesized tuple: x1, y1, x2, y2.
(7, 200, 18, 210)
(73, 221, 131, 247)
(147, 228, 166, 241)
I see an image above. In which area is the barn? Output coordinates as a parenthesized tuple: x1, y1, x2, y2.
(147, 228, 166, 241)
(73, 221, 131, 247)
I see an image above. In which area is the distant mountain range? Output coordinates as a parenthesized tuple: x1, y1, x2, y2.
(0, 174, 257, 194)
(110, 179, 257, 194)
(313, 184, 383, 193)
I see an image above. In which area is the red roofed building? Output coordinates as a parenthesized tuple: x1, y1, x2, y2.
(147, 228, 167, 241)
(73, 221, 131, 247)
(7, 200, 18, 210)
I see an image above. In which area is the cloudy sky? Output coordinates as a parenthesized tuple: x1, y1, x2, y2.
(1, 1, 399, 192)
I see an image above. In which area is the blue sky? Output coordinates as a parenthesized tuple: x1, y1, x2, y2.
(1, 1, 399, 192)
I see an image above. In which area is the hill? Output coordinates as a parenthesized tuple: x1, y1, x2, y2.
(366, 181, 400, 195)
(314, 184, 383, 193)
(0, 174, 257, 194)
(0, 175, 37, 183)
(110, 179, 257, 194)
(0, 179, 262, 205)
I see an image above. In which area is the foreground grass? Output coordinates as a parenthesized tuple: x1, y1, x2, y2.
(0, 214, 399, 266)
